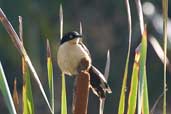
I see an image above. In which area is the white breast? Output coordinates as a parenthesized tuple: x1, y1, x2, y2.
(57, 41, 91, 75)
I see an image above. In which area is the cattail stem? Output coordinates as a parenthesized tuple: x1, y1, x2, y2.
(73, 71, 90, 114)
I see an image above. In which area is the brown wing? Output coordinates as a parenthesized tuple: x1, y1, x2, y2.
(89, 66, 112, 98)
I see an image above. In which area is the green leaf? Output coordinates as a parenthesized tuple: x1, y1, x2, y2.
(0, 8, 52, 112)
(162, 0, 168, 113)
(118, 0, 132, 113)
(142, 68, 149, 114)
(60, 4, 63, 39)
(127, 51, 140, 114)
(118, 66, 128, 114)
(137, 27, 147, 114)
(61, 73, 67, 114)
(59, 4, 67, 114)
(22, 60, 35, 114)
(79, 22, 82, 35)
(0, 62, 17, 114)
(99, 50, 111, 114)
(47, 39, 54, 114)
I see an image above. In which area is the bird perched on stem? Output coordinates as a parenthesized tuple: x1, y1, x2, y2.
(57, 31, 112, 99)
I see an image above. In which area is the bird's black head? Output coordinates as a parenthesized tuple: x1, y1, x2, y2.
(60, 31, 82, 44)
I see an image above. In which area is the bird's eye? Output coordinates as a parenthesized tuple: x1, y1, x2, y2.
(69, 34, 73, 39)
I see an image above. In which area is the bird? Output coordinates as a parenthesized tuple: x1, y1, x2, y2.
(57, 31, 112, 99)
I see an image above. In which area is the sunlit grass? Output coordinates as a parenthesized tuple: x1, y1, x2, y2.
(0, 1, 169, 114)
(162, 0, 168, 113)
(61, 72, 68, 114)
(22, 61, 35, 114)
(0, 8, 52, 113)
(127, 50, 139, 114)
(142, 68, 149, 114)
(47, 39, 55, 114)
(0, 62, 17, 114)
(60, 4, 68, 114)
(118, 0, 132, 113)
(18, 16, 35, 114)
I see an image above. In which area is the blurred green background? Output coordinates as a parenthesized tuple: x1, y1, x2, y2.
(0, 0, 171, 113)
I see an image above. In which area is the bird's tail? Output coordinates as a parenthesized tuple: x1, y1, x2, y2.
(89, 66, 112, 99)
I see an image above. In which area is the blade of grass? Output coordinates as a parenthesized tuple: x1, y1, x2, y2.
(61, 72, 67, 114)
(135, 0, 144, 35)
(79, 22, 83, 43)
(149, 36, 170, 66)
(104, 50, 110, 80)
(0, 8, 52, 113)
(150, 90, 166, 114)
(19, 16, 35, 114)
(59, 4, 67, 114)
(135, 0, 147, 113)
(19, 16, 23, 42)
(12, 78, 19, 113)
(137, 27, 147, 114)
(99, 99, 105, 114)
(118, 0, 132, 113)
(0, 62, 17, 114)
(99, 50, 110, 114)
(162, 0, 168, 113)
(127, 49, 140, 114)
(47, 39, 54, 114)
(149, 36, 171, 73)
(60, 4, 63, 39)
(142, 68, 149, 114)
(22, 61, 35, 114)
(79, 22, 82, 35)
